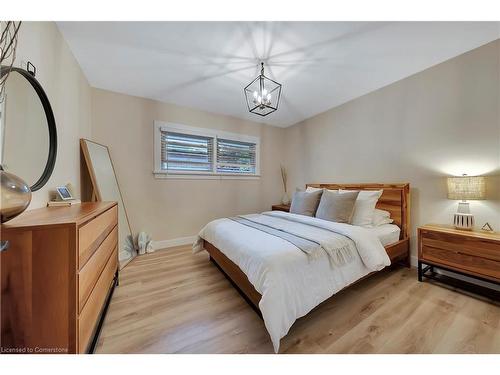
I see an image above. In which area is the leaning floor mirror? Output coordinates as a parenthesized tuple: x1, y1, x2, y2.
(80, 139, 135, 266)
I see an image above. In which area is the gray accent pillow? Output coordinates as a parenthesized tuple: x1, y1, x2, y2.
(289, 190, 323, 217)
(315, 189, 359, 223)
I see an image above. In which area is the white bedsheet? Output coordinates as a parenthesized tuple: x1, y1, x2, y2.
(366, 223, 401, 246)
(194, 211, 391, 352)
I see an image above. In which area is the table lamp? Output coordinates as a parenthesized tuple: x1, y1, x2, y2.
(447, 175, 486, 230)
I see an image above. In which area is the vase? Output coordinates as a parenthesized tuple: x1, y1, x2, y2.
(0, 167, 32, 223)
(281, 192, 290, 205)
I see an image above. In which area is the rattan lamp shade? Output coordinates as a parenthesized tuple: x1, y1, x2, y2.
(447, 176, 486, 200)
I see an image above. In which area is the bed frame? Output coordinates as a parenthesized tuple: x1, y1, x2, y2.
(203, 183, 410, 313)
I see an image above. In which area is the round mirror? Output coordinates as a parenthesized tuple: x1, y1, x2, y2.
(0, 67, 57, 191)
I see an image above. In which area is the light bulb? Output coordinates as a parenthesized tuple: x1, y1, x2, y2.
(262, 88, 268, 97)
(258, 95, 262, 104)
(253, 91, 258, 99)
(266, 93, 272, 102)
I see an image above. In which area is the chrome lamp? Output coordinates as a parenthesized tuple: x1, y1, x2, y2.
(447, 175, 486, 230)
(244, 62, 282, 117)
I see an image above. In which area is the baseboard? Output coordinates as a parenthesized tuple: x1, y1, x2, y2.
(151, 235, 197, 251)
(410, 255, 418, 267)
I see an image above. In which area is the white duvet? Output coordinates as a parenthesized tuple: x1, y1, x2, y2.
(193, 211, 391, 352)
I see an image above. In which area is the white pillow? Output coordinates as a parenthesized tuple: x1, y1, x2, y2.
(372, 208, 394, 226)
(340, 189, 383, 227)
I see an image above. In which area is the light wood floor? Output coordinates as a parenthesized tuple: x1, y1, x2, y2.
(96, 246, 500, 354)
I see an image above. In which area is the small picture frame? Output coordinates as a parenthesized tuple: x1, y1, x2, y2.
(56, 186, 73, 201)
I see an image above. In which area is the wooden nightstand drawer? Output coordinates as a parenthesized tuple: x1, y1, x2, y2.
(421, 230, 500, 262)
(418, 225, 500, 287)
(421, 244, 500, 280)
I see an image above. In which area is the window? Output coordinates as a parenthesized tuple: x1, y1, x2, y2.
(216, 138, 256, 174)
(154, 121, 260, 179)
(162, 132, 214, 173)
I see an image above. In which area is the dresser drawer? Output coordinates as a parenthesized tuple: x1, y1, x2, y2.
(421, 230, 500, 262)
(421, 244, 500, 281)
(78, 246, 118, 353)
(79, 206, 117, 268)
(78, 226, 118, 312)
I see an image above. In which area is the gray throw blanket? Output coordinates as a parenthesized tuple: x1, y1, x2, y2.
(229, 214, 355, 266)
(229, 216, 322, 258)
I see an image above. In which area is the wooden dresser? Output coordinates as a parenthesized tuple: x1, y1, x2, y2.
(418, 224, 500, 296)
(1, 202, 118, 354)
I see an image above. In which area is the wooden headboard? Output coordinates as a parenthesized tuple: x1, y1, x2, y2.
(305, 183, 410, 240)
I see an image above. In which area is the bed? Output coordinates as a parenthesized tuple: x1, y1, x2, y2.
(193, 183, 410, 352)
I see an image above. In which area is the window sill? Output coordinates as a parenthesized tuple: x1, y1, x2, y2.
(153, 172, 261, 180)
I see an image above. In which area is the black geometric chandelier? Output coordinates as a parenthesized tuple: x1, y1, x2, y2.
(244, 62, 282, 116)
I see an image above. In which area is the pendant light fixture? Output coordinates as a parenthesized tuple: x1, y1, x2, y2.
(244, 62, 282, 116)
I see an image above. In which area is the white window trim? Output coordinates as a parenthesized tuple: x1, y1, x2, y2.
(153, 121, 261, 179)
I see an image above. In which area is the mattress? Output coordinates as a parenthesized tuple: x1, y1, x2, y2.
(366, 223, 401, 246)
(194, 211, 392, 352)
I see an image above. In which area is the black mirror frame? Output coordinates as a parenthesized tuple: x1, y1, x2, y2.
(0, 66, 57, 192)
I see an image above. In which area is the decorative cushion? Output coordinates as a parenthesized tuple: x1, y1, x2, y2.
(289, 190, 323, 217)
(315, 190, 359, 223)
(340, 189, 383, 227)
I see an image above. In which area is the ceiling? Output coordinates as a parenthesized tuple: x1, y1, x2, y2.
(57, 22, 500, 127)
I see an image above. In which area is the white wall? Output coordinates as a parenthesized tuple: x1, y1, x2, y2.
(91, 88, 286, 243)
(12, 22, 92, 208)
(284, 39, 500, 262)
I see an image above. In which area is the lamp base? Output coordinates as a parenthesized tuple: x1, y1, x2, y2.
(454, 213, 474, 230)
(457, 201, 470, 214)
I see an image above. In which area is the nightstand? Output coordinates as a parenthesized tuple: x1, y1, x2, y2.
(418, 224, 500, 298)
(271, 204, 290, 212)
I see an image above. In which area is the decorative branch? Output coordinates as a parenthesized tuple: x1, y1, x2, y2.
(280, 165, 287, 193)
(0, 21, 22, 101)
